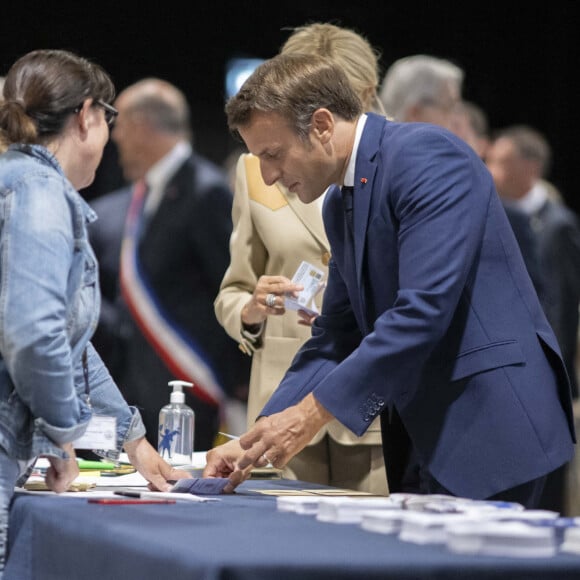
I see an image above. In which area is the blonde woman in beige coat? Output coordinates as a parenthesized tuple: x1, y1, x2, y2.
(214, 23, 388, 494)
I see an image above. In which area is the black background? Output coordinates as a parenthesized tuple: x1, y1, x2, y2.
(2, 2, 578, 210)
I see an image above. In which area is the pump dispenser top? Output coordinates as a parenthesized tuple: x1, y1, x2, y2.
(168, 380, 193, 404)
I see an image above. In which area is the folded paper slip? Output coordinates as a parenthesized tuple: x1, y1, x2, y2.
(23, 480, 96, 492)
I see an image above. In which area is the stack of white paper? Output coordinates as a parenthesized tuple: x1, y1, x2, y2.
(560, 525, 580, 554)
(277, 495, 321, 515)
(447, 520, 557, 558)
(402, 494, 524, 514)
(472, 509, 560, 522)
(316, 497, 399, 524)
(360, 499, 537, 539)
(402, 494, 466, 512)
(399, 511, 464, 545)
(360, 509, 414, 535)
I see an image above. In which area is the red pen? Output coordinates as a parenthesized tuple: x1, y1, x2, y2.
(88, 498, 176, 504)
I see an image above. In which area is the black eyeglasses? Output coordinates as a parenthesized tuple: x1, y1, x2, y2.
(71, 99, 118, 128)
(94, 100, 118, 128)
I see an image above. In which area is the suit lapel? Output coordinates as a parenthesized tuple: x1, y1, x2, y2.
(351, 114, 383, 329)
(353, 162, 377, 285)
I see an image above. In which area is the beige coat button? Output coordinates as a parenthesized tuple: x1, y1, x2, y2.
(322, 252, 331, 266)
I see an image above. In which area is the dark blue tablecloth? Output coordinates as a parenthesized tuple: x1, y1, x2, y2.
(5, 479, 580, 580)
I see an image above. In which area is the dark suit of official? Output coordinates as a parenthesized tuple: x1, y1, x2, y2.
(530, 197, 580, 399)
(89, 152, 250, 451)
(262, 114, 575, 500)
(503, 204, 545, 303)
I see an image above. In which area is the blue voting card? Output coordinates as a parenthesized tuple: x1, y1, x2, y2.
(170, 477, 230, 495)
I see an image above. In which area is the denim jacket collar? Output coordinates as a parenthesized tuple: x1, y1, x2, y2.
(9, 143, 64, 175)
(8, 143, 98, 224)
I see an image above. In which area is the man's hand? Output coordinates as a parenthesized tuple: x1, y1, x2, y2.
(204, 395, 333, 492)
(44, 442, 79, 493)
(237, 393, 333, 471)
(124, 437, 190, 492)
(297, 309, 318, 326)
(203, 439, 254, 493)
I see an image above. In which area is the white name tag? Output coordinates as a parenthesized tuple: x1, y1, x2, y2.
(73, 416, 117, 450)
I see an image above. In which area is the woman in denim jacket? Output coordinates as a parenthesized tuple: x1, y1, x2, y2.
(0, 50, 190, 575)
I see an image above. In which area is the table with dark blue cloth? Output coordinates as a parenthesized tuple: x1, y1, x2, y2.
(5, 479, 580, 580)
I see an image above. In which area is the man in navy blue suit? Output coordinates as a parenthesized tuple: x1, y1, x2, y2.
(203, 54, 575, 507)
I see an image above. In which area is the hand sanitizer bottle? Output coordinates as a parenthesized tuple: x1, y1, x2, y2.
(158, 380, 195, 465)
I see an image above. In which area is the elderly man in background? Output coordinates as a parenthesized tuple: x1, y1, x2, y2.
(89, 78, 250, 453)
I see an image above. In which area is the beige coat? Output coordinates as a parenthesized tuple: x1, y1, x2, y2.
(214, 154, 381, 446)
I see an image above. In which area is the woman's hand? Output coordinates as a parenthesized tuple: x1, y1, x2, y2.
(241, 275, 303, 327)
(124, 437, 191, 492)
(44, 442, 79, 493)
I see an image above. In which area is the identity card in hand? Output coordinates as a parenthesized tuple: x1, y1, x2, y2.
(284, 261, 325, 317)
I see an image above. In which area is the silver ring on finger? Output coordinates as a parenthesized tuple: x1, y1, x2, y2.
(262, 453, 273, 466)
(265, 293, 276, 308)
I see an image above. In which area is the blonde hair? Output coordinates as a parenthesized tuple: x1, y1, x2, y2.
(280, 22, 384, 114)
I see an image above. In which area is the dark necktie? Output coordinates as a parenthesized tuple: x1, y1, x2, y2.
(341, 185, 354, 235)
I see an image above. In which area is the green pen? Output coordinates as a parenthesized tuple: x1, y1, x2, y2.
(77, 460, 116, 470)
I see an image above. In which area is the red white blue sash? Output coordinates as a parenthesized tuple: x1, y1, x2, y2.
(119, 181, 224, 406)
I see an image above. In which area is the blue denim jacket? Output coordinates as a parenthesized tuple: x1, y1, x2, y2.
(0, 144, 145, 462)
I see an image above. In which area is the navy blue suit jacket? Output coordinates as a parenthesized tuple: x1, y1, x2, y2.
(262, 114, 575, 499)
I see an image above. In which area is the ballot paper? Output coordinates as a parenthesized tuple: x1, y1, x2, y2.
(396, 507, 561, 554)
(284, 261, 325, 317)
(353, 492, 568, 558)
(446, 520, 558, 558)
(316, 497, 399, 524)
(399, 511, 462, 545)
(277, 495, 321, 515)
(401, 494, 524, 513)
(561, 525, 580, 554)
(360, 510, 414, 535)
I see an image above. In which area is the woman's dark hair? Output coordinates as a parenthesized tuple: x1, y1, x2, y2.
(0, 49, 115, 146)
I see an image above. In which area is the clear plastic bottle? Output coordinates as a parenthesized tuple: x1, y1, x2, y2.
(158, 380, 195, 466)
